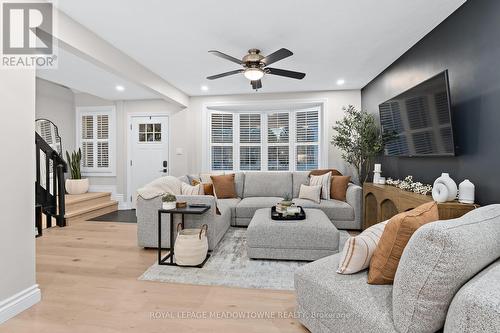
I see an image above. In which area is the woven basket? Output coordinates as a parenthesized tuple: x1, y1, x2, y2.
(174, 224, 208, 266)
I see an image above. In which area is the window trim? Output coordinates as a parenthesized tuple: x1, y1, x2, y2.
(76, 106, 116, 177)
(206, 104, 324, 172)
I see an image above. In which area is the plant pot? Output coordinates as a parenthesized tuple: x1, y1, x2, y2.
(162, 201, 176, 210)
(281, 200, 293, 207)
(65, 178, 89, 195)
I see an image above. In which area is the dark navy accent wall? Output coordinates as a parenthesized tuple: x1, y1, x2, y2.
(361, 0, 500, 204)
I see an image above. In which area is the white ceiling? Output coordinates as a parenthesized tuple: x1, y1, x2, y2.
(37, 48, 160, 101)
(55, 0, 466, 96)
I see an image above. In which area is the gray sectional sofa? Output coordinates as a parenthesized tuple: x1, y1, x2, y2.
(137, 171, 362, 250)
(294, 204, 500, 333)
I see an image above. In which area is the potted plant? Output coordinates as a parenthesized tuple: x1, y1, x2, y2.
(162, 193, 177, 210)
(65, 149, 89, 194)
(281, 193, 293, 207)
(331, 105, 385, 184)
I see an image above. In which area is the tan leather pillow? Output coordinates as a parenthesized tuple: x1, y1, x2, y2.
(368, 201, 439, 285)
(192, 179, 214, 196)
(210, 174, 237, 199)
(309, 169, 342, 177)
(331, 175, 350, 201)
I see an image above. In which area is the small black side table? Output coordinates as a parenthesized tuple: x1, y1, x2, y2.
(157, 205, 211, 267)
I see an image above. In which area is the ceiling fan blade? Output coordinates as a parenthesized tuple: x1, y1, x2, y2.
(266, 67, 306, 80)
(261, 48, 293, 66)
(208, 50, 243, 65)
(251, 80, 262, 90)
(206, 69, 244, 80)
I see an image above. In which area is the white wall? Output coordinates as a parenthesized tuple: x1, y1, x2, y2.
(0, 69, 40, 323)
(36, 78, 76, 154)
(188, 90, 362, 175)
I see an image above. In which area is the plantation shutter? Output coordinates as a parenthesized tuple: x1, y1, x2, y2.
(296, 109, 319, 171)
(267, 112, 289, 170)
(239, 114, 261, 171)
(211, 113, 234, 171)
(78, 108, 115, 175)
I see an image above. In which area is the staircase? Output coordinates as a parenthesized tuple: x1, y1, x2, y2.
(65, 192, 118, 224)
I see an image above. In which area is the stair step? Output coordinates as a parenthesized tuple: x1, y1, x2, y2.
(65, 201, 118, 224)
(65, 192, 113, 212)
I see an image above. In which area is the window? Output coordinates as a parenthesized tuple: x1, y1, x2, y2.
(208, 107, 321, 171)
(139, 123, 162, 142)
(210, 113, 233, 171)
(77, 107, 116, 176)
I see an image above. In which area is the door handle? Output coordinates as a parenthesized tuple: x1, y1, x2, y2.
(160, 161, 168, 174)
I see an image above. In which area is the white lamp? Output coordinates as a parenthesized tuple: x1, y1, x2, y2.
(244, 68, 264, 81)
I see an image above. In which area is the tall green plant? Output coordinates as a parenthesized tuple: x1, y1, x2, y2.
(66, 149, 82, 179)
(331, 105, 384, 184)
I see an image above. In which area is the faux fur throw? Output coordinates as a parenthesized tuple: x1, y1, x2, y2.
(136, 176, 182, 200)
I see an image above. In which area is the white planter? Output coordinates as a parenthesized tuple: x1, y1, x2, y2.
(162, 202, 176, 210)
(65, 178, 89, 195)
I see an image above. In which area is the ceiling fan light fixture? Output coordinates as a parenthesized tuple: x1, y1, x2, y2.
(244, 68, 264, 81)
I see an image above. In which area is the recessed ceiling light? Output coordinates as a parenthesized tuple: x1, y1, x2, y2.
(336, 79, 345, 86)
(201, 85, 209, 91)
(115, 85, 125, 92)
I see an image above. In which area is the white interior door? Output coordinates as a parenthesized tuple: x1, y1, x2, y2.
(130, 116, 169, 208)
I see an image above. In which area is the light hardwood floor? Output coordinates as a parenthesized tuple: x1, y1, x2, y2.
(0, 219, 308, 333)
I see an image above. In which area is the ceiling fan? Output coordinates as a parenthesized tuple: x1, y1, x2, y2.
(206, 48, 306, 90)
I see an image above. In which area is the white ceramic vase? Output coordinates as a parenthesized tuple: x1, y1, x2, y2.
(65, 178, 89, 195)
(432, 173, 457, 202)
(458, 179, 475, 204)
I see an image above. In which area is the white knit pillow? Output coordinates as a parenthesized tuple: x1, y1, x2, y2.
(298, 184, 322, 204)
(309, 172, 331, 200)
(337, 220, 389, 274)
(181, 182, 203, 195)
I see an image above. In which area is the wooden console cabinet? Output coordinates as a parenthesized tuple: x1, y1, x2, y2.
(363, 183, 478, 230)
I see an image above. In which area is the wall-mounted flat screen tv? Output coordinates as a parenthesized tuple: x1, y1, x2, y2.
(379, 70, 455, 157)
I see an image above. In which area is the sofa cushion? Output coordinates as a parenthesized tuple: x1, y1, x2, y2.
(393, 204, 500, 333)
(236, 197, 282, 218)
(294, 253, 397, 333)
(216, 198, 241, 217)
(369, 201, 439, 285)
(234, 172, 245, 198)
(293, 198, 355, 221)
(292, 172, 309, 198)
(243, 172, 292, 198)
(444, 259, 500, 333)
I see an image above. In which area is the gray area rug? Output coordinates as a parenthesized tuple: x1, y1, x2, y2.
(139, 227, 349, 290)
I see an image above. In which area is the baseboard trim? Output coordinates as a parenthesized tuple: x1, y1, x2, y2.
(0, 284, 41, 324)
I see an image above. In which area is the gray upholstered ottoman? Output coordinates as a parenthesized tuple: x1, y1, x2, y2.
(247, 208, 340, 261)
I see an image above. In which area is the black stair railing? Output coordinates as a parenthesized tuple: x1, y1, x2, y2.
(35, 132, 67, 228)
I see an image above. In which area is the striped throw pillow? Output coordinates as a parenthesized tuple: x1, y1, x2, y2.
(337, 220, 388, 274)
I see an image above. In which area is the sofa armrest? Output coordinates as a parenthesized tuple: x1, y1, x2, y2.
(346, 183, 362, 230)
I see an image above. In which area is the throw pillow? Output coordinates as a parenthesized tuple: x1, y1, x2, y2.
(181, 182, 203, 195)
(298, 184, 322, 204)
(200, 172, 224, 184)
(368, 201, 439, 284)
(309, 172, 331, 200)
(309, 169, 342, 177)
(337, 220, 389, 274)
(191, 179, 214, 196)
(331, 175, 351, 201)
(211, 174, 237, 199)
